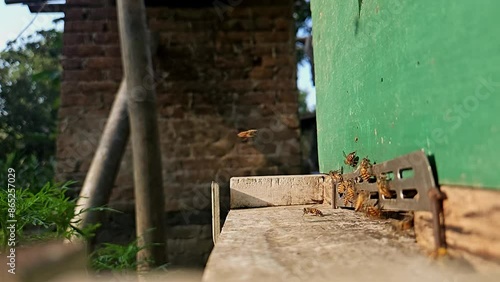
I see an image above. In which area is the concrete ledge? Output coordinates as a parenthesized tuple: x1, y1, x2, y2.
(202, 205, 497, 282)
(230, 175, 331, 209)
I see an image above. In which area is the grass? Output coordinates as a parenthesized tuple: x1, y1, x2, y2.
(0, 153, 167, 273)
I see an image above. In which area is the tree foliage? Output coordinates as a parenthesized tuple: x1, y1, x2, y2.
(0, 29, 62, 161)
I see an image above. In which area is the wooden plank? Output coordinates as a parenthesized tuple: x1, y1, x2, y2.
(415, 185, 500, 272)
(116, 0, 166, 271)
(230, 175, 331, 209)
(0, 241, 86, 282)
(211, 181, 221, 244)
(202, 205, 495, 282)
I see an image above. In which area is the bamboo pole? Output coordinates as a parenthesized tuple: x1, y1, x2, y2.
(211, 181, 221, 245)
(69, 80, 129, 241)
(116, 0, 167, 271)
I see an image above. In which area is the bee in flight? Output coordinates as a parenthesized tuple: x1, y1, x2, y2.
(359, 157, 374, 182)
(377, 173, 393, 199)
(303, 207, 324, 217)
(237, 129, 258, 142)
(343, 151, 359, 167)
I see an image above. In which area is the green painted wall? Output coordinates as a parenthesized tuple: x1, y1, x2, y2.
(311, 0, 500, 189)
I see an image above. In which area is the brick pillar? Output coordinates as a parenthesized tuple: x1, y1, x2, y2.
(57, 0, 300, 266)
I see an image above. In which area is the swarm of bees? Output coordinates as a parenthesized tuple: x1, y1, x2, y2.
(331, 150, 399, 220)
(237, 129, 258, 142)
(303, 207, 324, 217)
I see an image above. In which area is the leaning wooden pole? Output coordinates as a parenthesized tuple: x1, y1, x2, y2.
(69, 80, 129, 242)
(116, 0, 167, 271)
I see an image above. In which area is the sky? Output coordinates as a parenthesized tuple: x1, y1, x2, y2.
(0, 2, 316, 110)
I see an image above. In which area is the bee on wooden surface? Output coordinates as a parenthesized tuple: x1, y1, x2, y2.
(329, 168, 343, 183)
(365, 206, 382, 218)
(343, 180, 356, 206)
(377, 173, 393, 199)
(237, 129, 258, 141)
(354, 190, 370, 212)
(359, 158, 374, 182)
(303, 207, 324, 217)
(343, 151, 359, 167)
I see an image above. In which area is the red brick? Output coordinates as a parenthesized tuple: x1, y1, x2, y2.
(88, 8, 117, 20)
(238, 92, 275, 105)
(274, 67, 295, 79)
(251, 43, 292, 56)
(86, 57, 122, 69)
(93, 33, 119, 44)
(61, 58, 84, 70)
(65, 21, 108, 32)
(63, 33, 92, 45)
(261, 55, 291, 67)
(60, 93, 88, 107)
(103, 45, 121, 57)
(255, 31, 290, 43)
(274, 18, 291, 31)
(215, 55, 252, 68)
(63, 45, 105, 57)
(276, 90, 298, 103)
(61, 82, 79, 94)
(255, 18, 274, 30)
(217, 31, 254, 43)
(78, 81, 119, 92)
(255, 80, 296, 90)
(63, 70, 103, 81)
(250, 67, 274, 79)
(221, 19, 255, 31)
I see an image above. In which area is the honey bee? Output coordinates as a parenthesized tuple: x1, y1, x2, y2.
(354, 190, 369, 212)
(337, 178, 350, 194)
(343, 180, 356, 206)
(237, 129, 258, 141)
(328, 168, 343, 183)
(343, 151, 359, 167)
(303, 207, 324, 217)
(377, 173, 393, 199)
(365, 206, 382, 218)
(359, 158, 374, 182)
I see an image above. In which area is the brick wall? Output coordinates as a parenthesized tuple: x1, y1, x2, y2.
(57, 0, 300, 266)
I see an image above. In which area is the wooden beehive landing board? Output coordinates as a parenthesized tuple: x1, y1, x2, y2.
(202, 205, 497, 282)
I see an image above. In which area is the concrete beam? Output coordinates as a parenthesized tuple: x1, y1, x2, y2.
(230, 175, 332, 209)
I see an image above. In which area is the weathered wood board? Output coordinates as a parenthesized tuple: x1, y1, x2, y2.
(415, 185, 500, 272)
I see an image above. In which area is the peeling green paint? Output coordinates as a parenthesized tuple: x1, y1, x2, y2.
(311, 0, 500, 189)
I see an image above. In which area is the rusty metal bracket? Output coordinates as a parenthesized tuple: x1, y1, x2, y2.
(331, 149, 447, 251)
